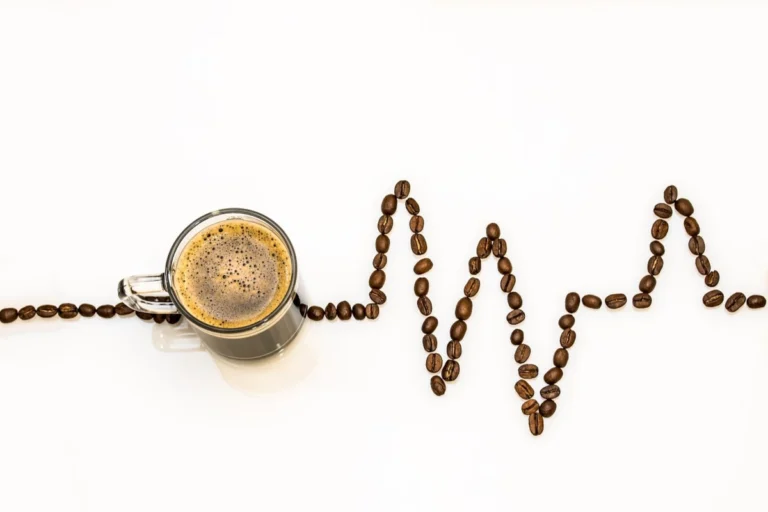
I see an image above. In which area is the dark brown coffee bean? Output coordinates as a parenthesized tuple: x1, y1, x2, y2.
(167, 314, 181, 324)
(464, 277, 480, 297)
(705, 271, 720, 287)
(115, 303, 134, 316)
(299, 303, 308, 317)
(695, 255, 711, 276)
(498, 257, 513, 274)
(565, 292, 580, 313)
(337, 301, 352, 320)
(377, 215, 393, 234)
(153, 314, 166, 324)
(476, 237, 492, 258)
(450, 320, 467, 341)
(651, 219, 669, 240)
(703, 290, 724, 308)
(507, 292, 523, 310)
(455, 297, 473, 320)
(541, 385, 561, 399)
(654, 203, 673, 219)
(500, 273, 516, 292)
(442, 360, 460, 381)
(381, 194, 397, 215)
(423, 334, 438, 352)
(725, 292, 746, 312)
(688, 236, 706, 255)
(375, 234, 390, 254)
(369, 289, 387, 305)
(410, 234, 428, 255)
(518, 364, 538, 379)
(426, 353, 443, 373)
(515, 344, 531, 364)
(560, 328, 576, 348)
(369, 270, 386, 289)
(633, 293, 652, 309)
(136, 311, 153, 320)
(414, 258, 433, 275)
(394, 180, 410, 199)
(515, 379, 535, 399)
(422, 316, 438, 334)
(405, 198, 420, 215)
(492, 238, 508, 257)
(544, 367, 563, 385)
(19, 305, 36, 320)
(323, 303, 337, 320)
(650, 241, 665, 256)
(78, 304, 96, 317)
(417, 296, 433, 315)
(507, 310, 525, 325)
(373, 253, 387, 270)
(747, 295, 767, 309)
(605, 293, 627, 309)
(522, 399, 540, 415)
(0, 308, 18, 323)
(582, 295, 602, 309)
(430, 376, 446, 396)
(413, 277, 429, 297)
(468, 256, 481, 275)
(558, 314, 575, 329)
(675, 198, 694, 216)
(529, 412, 544, 436)
(664, 185, 678, 204)
(684, 217, 700, 237)
(553, 348, 569, 368)
(37, 305, 57, 318)
(447, 340, 462, 359)
(648, 255, 664, 276)
(409, 215, 424, 233)
(58, 303, 78, 319)
(353, 304, 366, 320)
(511, 329, 524, 345)
(540, 399, 557, 418)
(639, 275, 657, 293)
(486, 223, 501, 240)
(307, 306, 325, 321)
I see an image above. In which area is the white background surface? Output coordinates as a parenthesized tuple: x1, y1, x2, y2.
(1, 2, 768, 511)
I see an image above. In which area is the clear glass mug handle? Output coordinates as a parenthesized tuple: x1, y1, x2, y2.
(118, 274, 179, 314)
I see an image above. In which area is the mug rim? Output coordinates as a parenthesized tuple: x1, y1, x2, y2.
(163, 208, 299, 335)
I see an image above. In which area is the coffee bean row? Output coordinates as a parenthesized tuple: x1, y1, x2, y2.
(0, 303, 181, 324)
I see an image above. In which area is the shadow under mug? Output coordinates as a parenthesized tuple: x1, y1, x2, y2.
(118, 208, 307, 359)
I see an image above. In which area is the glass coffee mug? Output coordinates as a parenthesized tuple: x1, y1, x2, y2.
(118, 208, 306, 359)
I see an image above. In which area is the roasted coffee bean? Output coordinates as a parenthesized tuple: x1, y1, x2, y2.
(136, 312, 153, 320)
(426, 353, 443, 373)
(639, 275, 657, 293)
(703, 290, 724, 308)
(307, 306, 325, 321)
(725, 292, 746, 312)
(377, 215, 393, 234)
(373, 253, 388, 269)
(469, 256, 482, 275)
(37, 305, 57, 318)
(514, 344, 531, 364)
(518, 364, 538, 379)
(442, 360, 460, 381)
(558, 314, 575, 329)
(165, 314, 180, 324)
(337, 301, 352, 320)
(405, 198, 420, 215)
(650, 241, 665, 256)
(664, 185, 678, 204)
(0, 308, 18, 323)
(78, 304, 96, 317)
(507, 292, 523, 310)
(492, 238, 508, 257)
(529, 412, 544, 436)
(422, 316, 438, 334)
(450, 320, 467, 341)
(515, 379, 535, 399)
(410, 234, 428, 255)
(695, 255, 711, 276)
(417, 296, 433, 315)
(414, 258, 433, 275)
(540, 400, 557, 418)
(544, 367, 563, 385)
(381, 194, 397, 215)
(423, 334, 438, 352)
(510, 329, 524, 345)
(455, 297, 473, 320)
(414, 277, 429, 296)
(486, 223, 501, 240)
(353, 304, 366, 320)
(375, 234, 390, 253)
(447, 340, 462, 359)
(522, 399, 540, 415)
(324, 303, 338, 319)
(541, 385, 561, 399)
(648, 255, 664, 276)
(582, 295, 602, 309)
(476, 237, 492, 258)
(688, 236, 706, 255)
(684, 217, 700, 237)
(565, 292, 580, 313)
(19, 305, 36, 321)
(654, 203, 673, 219)
(507, 310, 525, 325)
(369, 270, 386, 289)
(633, 293, 652, 309)
(553, 348, 569, 368)
(560, 328, 576, 348)
(394, 180, 410, 199)
(605, 293, 627, 309)
(369, 289, 387, 305)
(299, 303, 307, 317)
(409, 215, 424, 233)
(464, 277, 480, 297)
(153, 314, 165, 324)
(115, 303, 134, 316)
(651, 219, 669, 240)
(705, 270, 720, 287)
(430, 376, 446, 396)
(58, 303, 78, 319)
(500, 273, 516, 292)
(498, 257, 513, 274)
(747, 295, 767, 309)
(675, 198, 694, 216)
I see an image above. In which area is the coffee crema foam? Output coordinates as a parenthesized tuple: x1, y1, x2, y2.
(173, 220, 292, 329)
